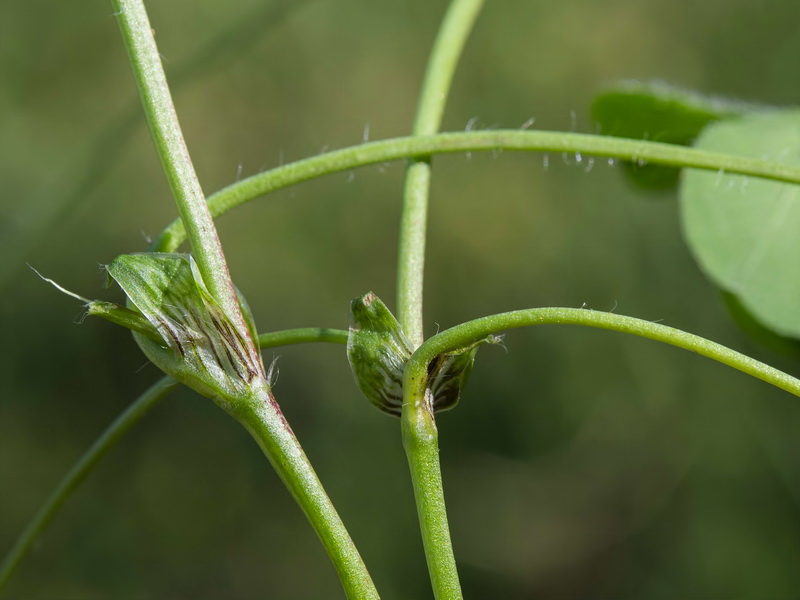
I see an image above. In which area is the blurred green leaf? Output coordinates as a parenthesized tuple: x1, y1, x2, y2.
(680, 111, 800, 338)
(591, 81, 752, 190)
(720, 290, 800, 355)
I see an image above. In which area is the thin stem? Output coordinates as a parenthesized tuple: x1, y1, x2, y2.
(110, 6, 375, 593)
(111, 0, 245, 338)
(151, 130, 800, 253)
(404, 307, 800, 401)
(397, 306, 800, 600)
(0, 328, 348, 596)
(397, 0, 486, 347)
(401, 404, 462, 600)
(257, 327, 347, 348)
(0, 0, 305, 294)
(0, 377, 179, 592)
(232, 388, 378, 600)
(395, 2, 486, 597)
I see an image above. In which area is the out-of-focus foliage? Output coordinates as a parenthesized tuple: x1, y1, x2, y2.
(3, 0, 800, 598)
(591, 81, 751, 189)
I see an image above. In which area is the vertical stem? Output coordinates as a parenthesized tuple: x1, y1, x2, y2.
(111, 0, 246, 340)
(396, 1, 485, 598)
(402, 386, 462, 600)
(396, 0, 486, 347)
(111, 3, 378, 596)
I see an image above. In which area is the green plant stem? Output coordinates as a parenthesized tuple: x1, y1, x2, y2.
(0, 328, 348, 596)
(110, 6, 374, 594)
(396, 2, 485, 597)
(231, 387, 378, 600)
(398, 0, 486, 348)
(404, 307, 800, 401)
(0, 377, 179, 592)
(0, 0, 305, 294)
(111, 0, 245, 338)
(398, 306, 800, 600)
(151, 130, 800, 253)
(401, 403, 462, 600)
(257, 327, 347, 347)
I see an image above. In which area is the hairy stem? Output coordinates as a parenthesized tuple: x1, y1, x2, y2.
(404, 307, 800, 401)
(399, 307, 800, 600)
(111, 0, 246, 338)
(397, 0, 486, 348)
(401, 402, 462, 600)
(0, 328, 349, 595)
(395, 1, 486, 597)
(151, 130, 800, 253)
(110, 4, 376, 595)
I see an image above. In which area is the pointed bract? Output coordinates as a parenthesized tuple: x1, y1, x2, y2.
(107, 253, 267, 405)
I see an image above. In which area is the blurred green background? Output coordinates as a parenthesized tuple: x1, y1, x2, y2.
(3, 0, 800, 598)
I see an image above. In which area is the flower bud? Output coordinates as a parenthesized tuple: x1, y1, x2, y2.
(347, 292, 499, 416)
(347, 292, 413, 416)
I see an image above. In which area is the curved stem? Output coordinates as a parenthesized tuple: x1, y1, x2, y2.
(151, 130, 800, 253)
(0, 328, 348, 596)
(397, 306, 800, 600)
(0, 377, 179, 592)
(111, 0, 246, 339)
(404, 307, 800, 401)
(398, 307, 800, 600)
(397, 0, 486, 348)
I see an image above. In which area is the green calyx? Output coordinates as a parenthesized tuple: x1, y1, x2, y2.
(347, 292, 497, 416)
(42, 253, 266, 406)
(107, 253, 267, 406)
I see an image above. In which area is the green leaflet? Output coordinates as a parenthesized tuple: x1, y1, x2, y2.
(106, 253, 267, 405)
(347, 292, 498, 417)
(679, 111, 800, 339)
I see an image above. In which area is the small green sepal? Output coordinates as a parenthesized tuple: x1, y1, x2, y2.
(427, 334, 503, 412)
(33, 266, 161, 342)
(86, 301, 163, 343)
